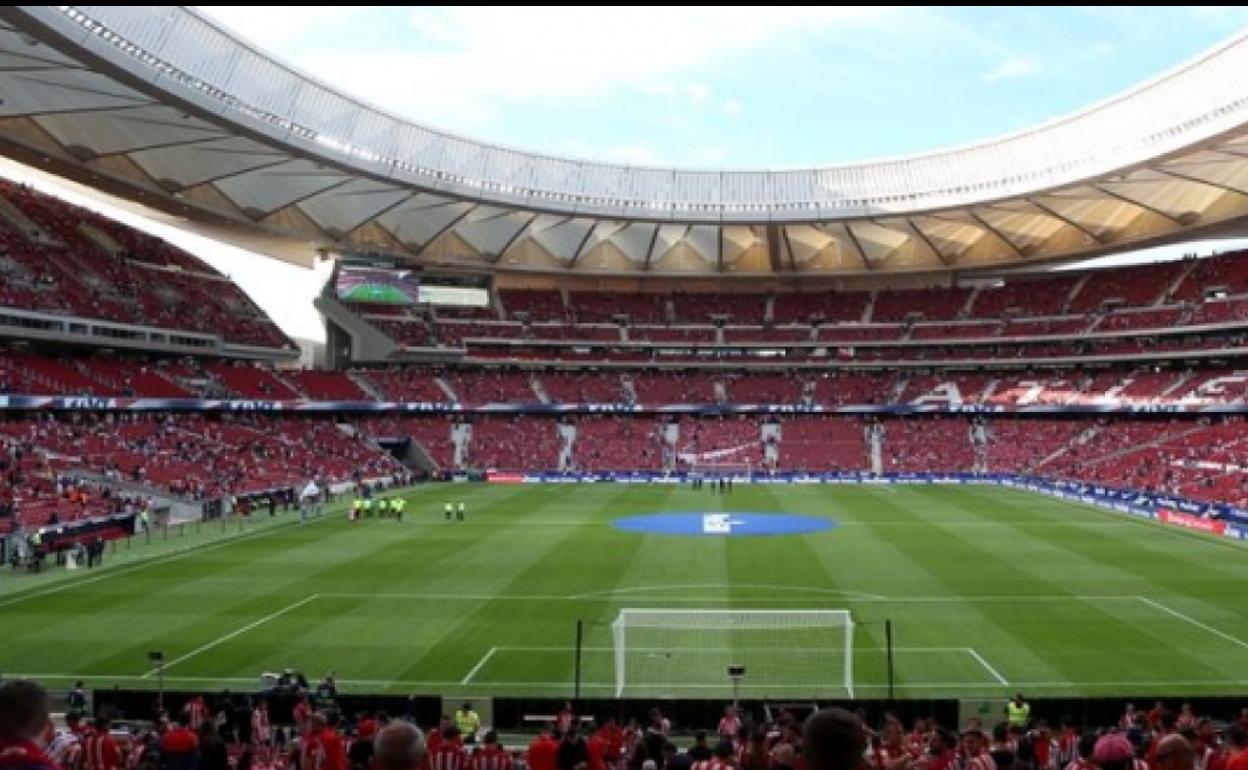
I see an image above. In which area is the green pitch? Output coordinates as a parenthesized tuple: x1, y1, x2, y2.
(338, 284, 410, 304)
(2, 483, 1247, 699)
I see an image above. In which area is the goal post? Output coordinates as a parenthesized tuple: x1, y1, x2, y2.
(611, 608, 854, 698)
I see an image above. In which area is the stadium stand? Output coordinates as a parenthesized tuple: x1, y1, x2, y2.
(0, 181, 291, 349)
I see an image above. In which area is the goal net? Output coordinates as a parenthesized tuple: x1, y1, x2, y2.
(611, 608, 854, 698)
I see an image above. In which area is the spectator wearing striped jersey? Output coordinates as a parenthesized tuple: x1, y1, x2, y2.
(469, 732, 512, 770)
(302, 714, 328, 770)
(717, 709, 742, 744)
(427, 728, 467, 770)
(960, 725, 997, 770)
(913, 728, 957, 770)
(1063, 733, 1097, 770)
(181, 698, 207, 733)
(82, 718, 120, 770)
(873, 717, 912, 770)
(804, 708, 867, 770)
(45, 713, 83, 770)
(557, 706, 574, 739)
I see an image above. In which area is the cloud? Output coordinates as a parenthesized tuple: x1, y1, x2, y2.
(197, 6, 363, 50)
(686, 84, 713, 110)
(722, 98, 745, 119)
(982, 56, 1040, 82)
(198, 6, 907, 134)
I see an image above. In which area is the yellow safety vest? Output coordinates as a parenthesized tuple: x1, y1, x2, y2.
(455, 709, 479, 736)
(1007, 702, 1029, 727)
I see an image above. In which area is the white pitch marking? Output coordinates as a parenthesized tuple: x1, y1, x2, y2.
(143, 594, 320, 678)
(966, 647, 1009, 686)
(460, 646, 499, 685)
(1137, 596, 1248, 651)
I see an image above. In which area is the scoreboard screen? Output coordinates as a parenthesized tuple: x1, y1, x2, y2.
(335, 266, 488, 307)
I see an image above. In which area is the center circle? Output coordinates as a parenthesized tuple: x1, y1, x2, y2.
(612, 511, 836, 537)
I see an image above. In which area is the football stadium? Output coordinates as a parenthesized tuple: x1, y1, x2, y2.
(2, 6, 1248, 770)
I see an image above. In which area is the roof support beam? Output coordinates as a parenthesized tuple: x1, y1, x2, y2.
(1212, 146, 1248, 160)
(841, 223, 873, 270)
(260, 176, 355, 219)
(17, 101, 154, 119)
(415, 205, 475, 254)
(967, 210, 1025, 259)
(87, 134, 226, 161)
(568, 220, 599, 268)
(1024, 197, 1106, 244)
(490, 212, 538, 263)
(338, 191, 418, 242)
(780, 224, 798, 271)
(716, 225, 724, 272)
(641, 222, 663, 271)
(902, 218, 951, 266)
(185, 157, 292, 190)
(1087, 183, 1186, 227)
(1153, 167, 1248, 199)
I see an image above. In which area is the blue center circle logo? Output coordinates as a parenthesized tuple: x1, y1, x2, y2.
(612, 512, 835, 537)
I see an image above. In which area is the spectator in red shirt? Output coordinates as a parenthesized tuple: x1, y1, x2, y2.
(585, 729, 607, 770)
(293, 696, 312, 736)
(1223, 726, 1248, 770)
(527, 729, 560, 770)
(1149, 704, 1167, 732)
(159, 720, 199, 770)
(302, 714, 327, 770)
(357, 715, 379, 743)
(0, 680, 59, 770)
(593, 718, 622, 770)
(426, 718, 454, 755)
(322, 713, 348, 770)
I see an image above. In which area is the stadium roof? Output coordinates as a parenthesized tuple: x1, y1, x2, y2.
(3, 6, 1248, 277)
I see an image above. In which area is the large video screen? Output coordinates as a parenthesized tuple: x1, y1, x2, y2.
(335, 267, 420, 305)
